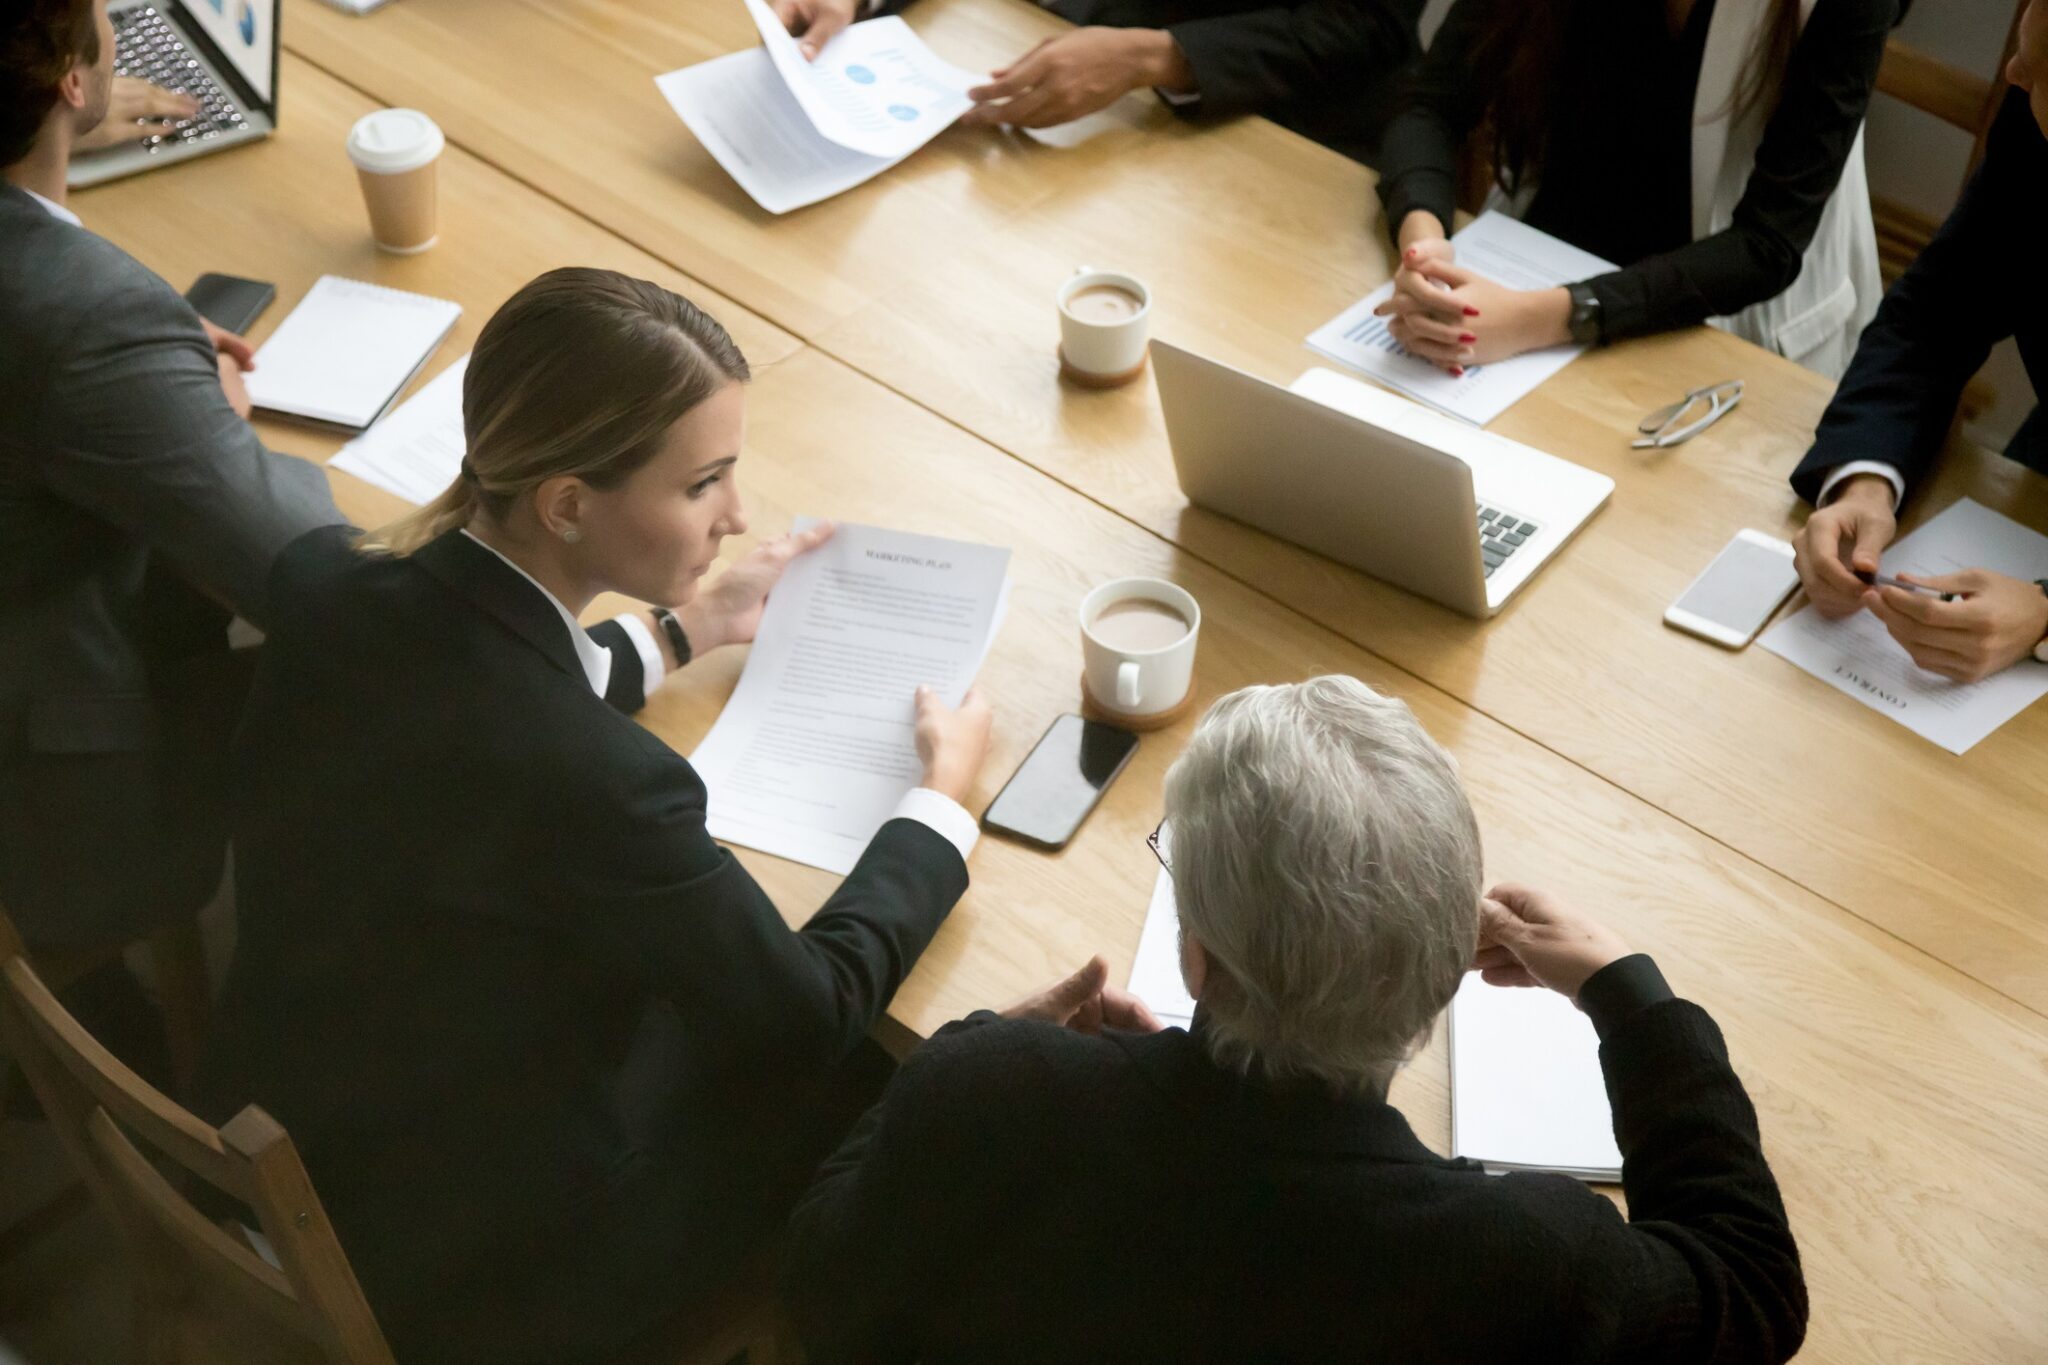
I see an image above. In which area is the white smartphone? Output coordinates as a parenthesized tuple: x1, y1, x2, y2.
(1664, 529, 1800, 649)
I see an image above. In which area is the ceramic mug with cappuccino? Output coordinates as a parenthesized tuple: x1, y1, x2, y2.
(1057, 268, 1151, 388)
(347, 108, 445, 254)
(1080, 577, 1200, 719)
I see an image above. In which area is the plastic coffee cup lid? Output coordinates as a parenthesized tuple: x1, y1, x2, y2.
(346, 108, 445, 174)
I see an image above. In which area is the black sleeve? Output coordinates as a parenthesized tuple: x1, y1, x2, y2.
(1163, 0, 1421, 121)
(1373, 0, 1501, 235)
(586, 618, 649, 715)
(1560, 958, 1808, 1364)
(783, 1014, 1004, 1363)
(1791, 87, 2038, 505)
(1586, 0, 1897, 341)
(568, 780, 969, 1071)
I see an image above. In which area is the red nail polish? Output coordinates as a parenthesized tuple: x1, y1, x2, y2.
(1450, 366, 1466, 378)
(1459, 332, 1477, 343)
(1463, 306, 1481, 317)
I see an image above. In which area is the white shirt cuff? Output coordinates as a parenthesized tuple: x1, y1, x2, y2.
(613, 613, 668, 700)
(1817, 461, 1904, 511)
(890, 787, 979, 864)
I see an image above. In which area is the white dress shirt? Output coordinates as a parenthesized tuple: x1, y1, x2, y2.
(23, 186, 81, 227)
(1816, 460, 1905, 511)
(459, 529, 980, 862)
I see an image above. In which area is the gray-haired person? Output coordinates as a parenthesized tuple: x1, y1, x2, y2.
(785, 675, 1805, 1365)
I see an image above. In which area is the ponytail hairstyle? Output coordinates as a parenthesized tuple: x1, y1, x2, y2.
(362, 267, 750, 556)
(1465, 0, 1802, 198)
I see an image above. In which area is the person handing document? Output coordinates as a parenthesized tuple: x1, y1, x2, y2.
(775, 0, 1422, 157)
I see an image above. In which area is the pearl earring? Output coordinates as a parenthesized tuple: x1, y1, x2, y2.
(561, 527, 582, 544)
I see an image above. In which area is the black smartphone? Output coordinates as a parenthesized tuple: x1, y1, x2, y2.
(982, 714, 1139, 850)
(184, 272, 277, 335)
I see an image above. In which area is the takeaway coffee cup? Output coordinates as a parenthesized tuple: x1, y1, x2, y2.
(1080, 577, 1200, 720)
(1057, 268, 1151, 388)
(347, 108, 445, 254)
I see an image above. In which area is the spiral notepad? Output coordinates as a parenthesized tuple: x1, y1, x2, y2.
(246, 276, 461, 431)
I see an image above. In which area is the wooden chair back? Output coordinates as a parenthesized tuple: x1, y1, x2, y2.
(0, 905, 394, 1365)
(1871, 5, 2026, 280)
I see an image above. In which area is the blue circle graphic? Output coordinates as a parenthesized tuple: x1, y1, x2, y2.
(887, 104, 918, 121)
(844, 64, 876, 84)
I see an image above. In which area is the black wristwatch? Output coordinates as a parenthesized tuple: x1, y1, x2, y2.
(1565, 282, 1603, 347)
(650, 607, 691, 668)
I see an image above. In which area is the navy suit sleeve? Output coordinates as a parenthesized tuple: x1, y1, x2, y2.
(1792, 89, 2038, 505)
(1553, 959, 1807, 1364)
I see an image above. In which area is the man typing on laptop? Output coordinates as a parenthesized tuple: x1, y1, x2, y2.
(1, 0, 344, 1077)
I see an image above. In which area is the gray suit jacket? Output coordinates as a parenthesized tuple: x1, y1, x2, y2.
(0, 182, 345, 945)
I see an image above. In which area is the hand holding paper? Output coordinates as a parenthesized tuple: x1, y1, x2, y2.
(690, 520, 1011, 873)
(745, 0, 975, 159)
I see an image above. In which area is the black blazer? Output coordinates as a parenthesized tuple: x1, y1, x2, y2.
(885, 0, 1422, 159)
(0, 185, 343, 949)
(785, 957, 1806, 1365)
(1792, 88, 2048, 505)
(192, 526, 968, 1365)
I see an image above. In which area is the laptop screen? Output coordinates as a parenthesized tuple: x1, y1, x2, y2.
(176, 0, 276, 104)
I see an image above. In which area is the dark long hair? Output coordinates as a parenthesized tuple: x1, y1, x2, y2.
(365, 268, 750, 555)
(1467, 0, 1803, 195)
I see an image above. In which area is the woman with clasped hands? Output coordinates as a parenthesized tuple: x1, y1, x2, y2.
(191, 267, 993, 1365)
(1371, 0, 1900, 379)
(784, 676, 1805, 1365)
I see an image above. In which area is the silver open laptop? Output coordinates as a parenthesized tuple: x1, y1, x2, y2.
(1153, 340, 1613, 619)
(68, 0, 279, 189)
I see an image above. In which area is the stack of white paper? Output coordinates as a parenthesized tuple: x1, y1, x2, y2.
(1759, 498, 2048, 753)
(1127, 865, 1196, 1030)
(655, 0, 978, 213)
(1307, 213, 1616, 426)
(246, 276, 461, 431)
(329, 355, 468, 505)
(1449, 975, 1622, 1181)
(691, 520, 1011, 873)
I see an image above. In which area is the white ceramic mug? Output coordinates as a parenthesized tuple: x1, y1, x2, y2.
(1080, 577, 1200, 718)
(1057, 267, 1151, 386)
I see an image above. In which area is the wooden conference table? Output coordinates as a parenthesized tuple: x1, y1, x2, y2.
(280, 0, 2048, 1019)
(72, 34, 2048, 1365)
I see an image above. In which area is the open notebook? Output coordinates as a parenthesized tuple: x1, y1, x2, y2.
(1449, 975, 1622, 1182)
(246, 276, 460, 431)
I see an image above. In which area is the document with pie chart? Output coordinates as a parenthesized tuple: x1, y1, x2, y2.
(654, 0, 978, 213)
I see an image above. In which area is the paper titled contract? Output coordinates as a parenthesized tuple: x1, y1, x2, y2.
(654, 0, 976, 213)
(1760, 498, 2048, 754)
(692, 521, 1010, 873)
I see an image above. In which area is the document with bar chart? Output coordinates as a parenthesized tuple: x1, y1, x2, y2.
(1308, 212, 1615, 425)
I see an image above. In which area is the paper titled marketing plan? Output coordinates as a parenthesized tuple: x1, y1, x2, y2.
(692, 521, 1010, 873)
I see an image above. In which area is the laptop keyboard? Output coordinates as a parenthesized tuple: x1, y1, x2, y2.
(111, 6, 250, 154)
(1478, 503, 1540, 579)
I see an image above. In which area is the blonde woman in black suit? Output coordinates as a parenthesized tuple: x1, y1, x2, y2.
(194, 268, 993, 1365)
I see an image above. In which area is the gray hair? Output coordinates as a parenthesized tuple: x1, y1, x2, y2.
(1163, 676, 1482, 1094)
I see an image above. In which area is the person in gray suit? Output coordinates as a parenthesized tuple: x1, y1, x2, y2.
(1, 0, 345, 1066)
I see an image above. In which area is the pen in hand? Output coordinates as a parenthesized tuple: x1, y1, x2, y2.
(1854, 569, 1959, 603)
